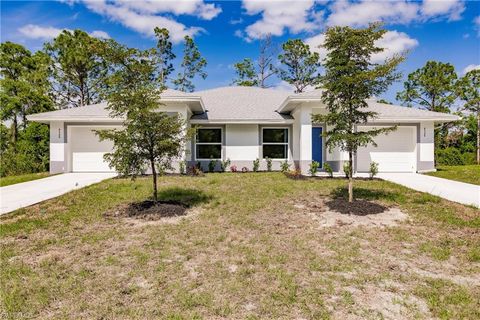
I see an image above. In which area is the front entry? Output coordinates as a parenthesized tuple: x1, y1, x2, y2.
(312, 127, 323, 166)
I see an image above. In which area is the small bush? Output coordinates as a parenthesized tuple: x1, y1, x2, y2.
(280, 160, 290, 173)
(220, 158, 231, 172)
(196, 161, 202, 171)
(343, 162, 351, 178)
(230, 165, 237, 172)
(179, 161, 186, 175)
(241, 166, 249, 173)
(309, 161, 320, 176)
(435, 147, 475, 166)
(285, 167, 303, 180)
(208, 158, 218, 172)
(369, 161, 379, 179)
(266, 157, 273, 172)
(188, 165, 204, 176)
(253, 158, 260, 172)
(323, 162, 333, 178)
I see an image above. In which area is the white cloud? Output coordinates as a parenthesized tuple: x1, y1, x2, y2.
(18, 24, 111, 40)
(306, 30, 418, 63)
(241, 0, 318, 41)
(271, 80, 295, 92)
(463, 64, 480, 74)
(326, 0, 465, 27)
(421, 0, 465, 21)
(90, 30, 110, 39)
(18, 24, 67, 39)
(475, 15, 480, 36)
(82, 0, 204, 43)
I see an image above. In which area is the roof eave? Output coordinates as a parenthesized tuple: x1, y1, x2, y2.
(276, 96, 323, 113)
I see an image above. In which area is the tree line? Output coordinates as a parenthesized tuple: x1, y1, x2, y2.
(0, 28, 207, 177)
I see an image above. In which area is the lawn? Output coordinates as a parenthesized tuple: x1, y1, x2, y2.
(426, 165, 480, 185)
(0, 172, 50, 187)
(1, 173, 479, 319)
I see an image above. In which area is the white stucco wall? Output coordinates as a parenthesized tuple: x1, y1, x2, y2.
(419, 121, 434, 162)
(225, 124, 259, 160)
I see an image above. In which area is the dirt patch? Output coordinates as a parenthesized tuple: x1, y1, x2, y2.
(105, 200, 190, 221)
(294, 197, 409, 228)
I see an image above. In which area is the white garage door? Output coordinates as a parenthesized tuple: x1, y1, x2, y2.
(70, 126, 117, 172)
(356, 126, 417, 172)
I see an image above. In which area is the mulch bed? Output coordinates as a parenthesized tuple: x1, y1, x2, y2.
(324, 198, 388, 215)
(105, 200, 189, 221)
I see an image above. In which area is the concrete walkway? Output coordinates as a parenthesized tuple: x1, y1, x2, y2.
(0, 173, 116, 215)
(378, 173, 480, 208)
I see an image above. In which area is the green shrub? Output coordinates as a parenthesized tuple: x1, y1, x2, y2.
(343, 162, 351, 178)
(266, 157, 272, 171)
(220, 158, 231, 172)
(179, 161, 186, 175)
(369, 161, 379, 179)
(436, 148, 476, 166)
(280, 160, 290, 173)
(309, 161, 320, 176)
(208, 158, 218, 172)
(323, 162, 333, 178)
(253, 158, 260, 172)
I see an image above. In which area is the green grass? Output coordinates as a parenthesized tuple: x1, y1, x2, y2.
(426, 165, 480, 185)
(0, 173, 479, 319)
(0, 172, 50, 187)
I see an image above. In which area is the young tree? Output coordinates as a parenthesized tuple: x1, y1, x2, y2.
(97, 43, 192, 201)
(312, 23, 404, 202)
(232, 35, 277, 88)
(45, 29, 109, 108)
(173, 36, 207, 92)
(278, 39, 321, 93)
(154, 27, 176, 86)
(456, 69, 480, 164)
(0, 42, 52, 146)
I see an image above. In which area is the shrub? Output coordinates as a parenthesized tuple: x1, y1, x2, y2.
(220, 158, 231, 172)
(280, 160, 290, 173)
(187, 165, 204, 176)
(285, 167, 303, 180)
(309, 161, 320, 176)
(241, 166, 249, 173)
(435, 147, 464, 166)
(266, 157, 273, 171)
(196, 161, 202, 171)
(230, 165, 238, 172)
(323, 162, 333, 178)
(369, 161, 379, 179)
(343, 162, 351, 178)
(253, 158, 260, 172)
(208, 158, 218, 172)
(179, 161, 186, 175)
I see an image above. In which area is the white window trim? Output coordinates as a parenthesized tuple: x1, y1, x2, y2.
(261, 127, 289, 160)
(195, 127, 223, 160)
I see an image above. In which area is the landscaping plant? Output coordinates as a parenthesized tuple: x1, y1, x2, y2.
(309, 161, 320, 176)
(312, 23, 403, 202)
(343, 162, 351, 179)
(242, 166, 249, 173)
(220, 158, 231, 172)
(208, 158, 217, 172)
(280, 160, 290, 173)
(179, 161, 186, 175)
(369, 161, 379, 179)
(266, 157, 273, 171)
(323, 162, 333, 178)
(253, 158, 260, 172)
(230, 165, 238, 172)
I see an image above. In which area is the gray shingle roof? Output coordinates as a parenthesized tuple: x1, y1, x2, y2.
(27, 86, 458, 122)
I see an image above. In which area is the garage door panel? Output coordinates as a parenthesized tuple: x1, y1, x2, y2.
(357, 126, 416, 173)
(70, 126, 118, 172)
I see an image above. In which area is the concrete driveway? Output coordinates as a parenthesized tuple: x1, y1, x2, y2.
(0, 172, 116, 215)
(379, 173, 480, 208)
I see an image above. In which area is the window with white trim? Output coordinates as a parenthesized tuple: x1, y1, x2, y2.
(262, 128, 288, 159)
(196, 128, 222, 159)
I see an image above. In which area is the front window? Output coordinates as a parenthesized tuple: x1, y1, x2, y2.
(196, 128, 222, 159)
(262, 128, 288, 159)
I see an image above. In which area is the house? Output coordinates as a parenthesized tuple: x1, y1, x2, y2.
(27, 86, 458, 174)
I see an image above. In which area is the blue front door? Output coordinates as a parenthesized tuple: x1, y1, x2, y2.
(312, 127, 323, 167)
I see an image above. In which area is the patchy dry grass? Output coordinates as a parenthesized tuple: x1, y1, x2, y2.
(1, 173, 479, 319)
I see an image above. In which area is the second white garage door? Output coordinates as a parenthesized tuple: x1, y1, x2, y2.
(70, 126, 117, 172)
(356, 126, 417, 173)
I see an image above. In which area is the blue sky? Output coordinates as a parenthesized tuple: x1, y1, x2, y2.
(1, 0, 479, 103)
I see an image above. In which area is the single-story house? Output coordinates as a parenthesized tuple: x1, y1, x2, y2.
(27, 86, 458, 174)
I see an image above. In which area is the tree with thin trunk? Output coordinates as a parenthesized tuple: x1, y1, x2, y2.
(97, 42, 193, 201)
(153, 27, 176, 87)
(232, 34, 277, 88)
(173, 36, 207, 92)
(45, 29, 109, 108)
(278, 39, 321, 93)
(456, 69, 480, 164)
(312, 23, 404, 202)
